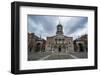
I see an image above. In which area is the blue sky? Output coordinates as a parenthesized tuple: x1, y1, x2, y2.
(28, 15, 88, 40)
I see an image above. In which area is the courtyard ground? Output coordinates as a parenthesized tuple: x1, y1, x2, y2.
(28, 50, 88, 61)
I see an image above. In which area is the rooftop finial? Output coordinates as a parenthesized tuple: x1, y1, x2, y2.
(58, 17, 60, 24)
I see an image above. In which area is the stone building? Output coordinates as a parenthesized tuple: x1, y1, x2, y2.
(46, 22, 74, 53)
(28, 33, 36, 52)
(28, 32, 46, 53)
(73, 34, 88, 52)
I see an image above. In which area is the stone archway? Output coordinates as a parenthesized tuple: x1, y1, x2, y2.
(78, 43, 84, 52)
(35, 43, 41, 52)
(58, 46, 61, 52)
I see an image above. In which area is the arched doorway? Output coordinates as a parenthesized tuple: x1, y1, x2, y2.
(58, 46, 61, 52)
(79, 43, 84, 52)
(35, 43, 41, 52)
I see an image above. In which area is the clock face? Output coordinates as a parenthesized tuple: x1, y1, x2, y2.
(58, 26, 61, 31)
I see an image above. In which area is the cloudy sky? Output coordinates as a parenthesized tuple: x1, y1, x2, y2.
(28, 15, 88, 40)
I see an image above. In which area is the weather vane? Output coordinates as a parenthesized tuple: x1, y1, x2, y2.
(58, 16, 61, 24)
(58, 16, 60, 24)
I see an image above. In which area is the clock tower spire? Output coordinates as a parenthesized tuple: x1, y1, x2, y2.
(56, 18, 63, 35)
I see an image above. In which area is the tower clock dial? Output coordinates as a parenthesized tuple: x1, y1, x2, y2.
(56, 23, 63, 35)
(58, 26, 61, 31)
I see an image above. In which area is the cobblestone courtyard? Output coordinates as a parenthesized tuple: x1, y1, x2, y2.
(28, 50, 88, 61)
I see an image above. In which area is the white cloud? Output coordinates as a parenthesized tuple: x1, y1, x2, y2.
(28, 15, 88, 40)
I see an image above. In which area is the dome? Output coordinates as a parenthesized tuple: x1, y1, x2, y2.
(56, 23, 63, 35)
(57, 24, 62, 27)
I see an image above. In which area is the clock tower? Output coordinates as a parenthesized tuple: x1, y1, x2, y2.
(56, 22, 63, 35)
